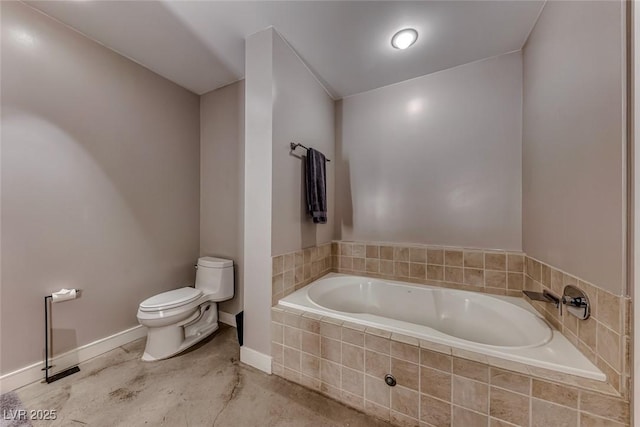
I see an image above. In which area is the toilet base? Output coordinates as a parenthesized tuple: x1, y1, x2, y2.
(141, 302, 219, 361)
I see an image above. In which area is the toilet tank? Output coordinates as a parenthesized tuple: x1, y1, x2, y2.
(195, 257, 234, 301)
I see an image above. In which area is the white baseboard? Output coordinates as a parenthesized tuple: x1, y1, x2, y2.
(218, 311, 237, 327)
(240, 346, 271, 374)
(0, 325, 147, 394)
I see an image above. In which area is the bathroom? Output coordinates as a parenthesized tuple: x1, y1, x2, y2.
(0, 0, 634, 426)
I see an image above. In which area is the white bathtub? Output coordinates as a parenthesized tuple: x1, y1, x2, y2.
(279, 273, 605, 381)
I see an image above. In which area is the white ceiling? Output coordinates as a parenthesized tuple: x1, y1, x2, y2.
(26, 1, 544, 98)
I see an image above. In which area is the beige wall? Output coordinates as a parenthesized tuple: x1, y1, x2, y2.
(336, 52, 523, 251)
(271, 32, 335, 256)
(522, 1, 626, 295)
(243, 28, 274, 358)
(200, 81, 245, 315)
(1, 2, 200, 374)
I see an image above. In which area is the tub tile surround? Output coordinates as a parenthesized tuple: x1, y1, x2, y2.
(271, 240, 631, 424)
(271, 242, 332, 305)
(331, 241, 526, 298)
(523, 255, 632, 398)
(271, 306, 630, 426)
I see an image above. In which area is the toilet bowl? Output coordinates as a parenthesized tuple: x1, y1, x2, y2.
(137, 256, 234, 361)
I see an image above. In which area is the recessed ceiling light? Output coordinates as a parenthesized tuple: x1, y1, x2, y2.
(391, 28, 418, 50)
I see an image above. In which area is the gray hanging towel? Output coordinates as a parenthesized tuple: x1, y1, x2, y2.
(305, 147, 327, 224)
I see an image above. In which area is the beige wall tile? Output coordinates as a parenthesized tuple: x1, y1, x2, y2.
(427, 249, 444, 265)
(579, 412, 627, 427)
(380, 260, 394, 275)
(391, 341, 420, 364)
(420, 394, 452, 426)
(365, 375, 391, 407)
(365, 350, 391, 378)
(507, 273, 524, 290)
(343, 327, 365, 347)
(410, 263, 426, 279)
(299, 315, 320, 333)
(420, 349, 452, 372)
(366, 258, 380, 273)
(445, 250, 463, 267)
(352, 244, 366, 258)
(391, 358, 419, 391)
(445, 266, 463, 283)
(273, 256, 284, 275)
(597, 323, 621, 371)
(321, 337, 341, 363)
(342, 390, 365, 411)
(380, 246, 394, 260)
(490, 368, 530, 395)
(453, 358, 489, 383)
(427, 264, 444, 281)
(580, 391, 629, 423)
(284, 326, 301, 349)
(579, 316, 597, 350)
(420, 366, 451, 401)
(489, 387, 528, 426)
(453, 376, 488, 413)
(301, 353, 320, 379)
(531, 398, 577, 427)
(485, 253, 506, 271)
(343, 343, 365, 371)
(391, 386, 419, 419)
(453, 406, 488, 427)
(395, 247, 410, 262)
(272, 322, 284, 344)
(272, 342, 284, 365)
(464, 251, 484, 268)
(320, 320, 342, 340)
(507, 254, 524, 272)
(365, 333, 391, 354)
(464, 268, 484, 286)
(272, 274, 284, 296)
(366, 245, 380, 258)
(396, 261, 410, 278)
(485, 271, 507, 288)
(352, 257, 366, 272)
(339, 243, 353, 256)
(301, 331, 320, 356)
(320, 359, 341, 388)
(410, 248, 426, 263)
(339, 256, 353, 270)
(283, 253, 294, 271)
(597, 289, 621, 333)
(284, 347, 301, 372)
(342, 366, 364, 397)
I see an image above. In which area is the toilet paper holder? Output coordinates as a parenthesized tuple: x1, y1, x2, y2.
(43, 289, 81, 383)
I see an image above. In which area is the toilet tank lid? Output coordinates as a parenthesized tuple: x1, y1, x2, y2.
(198, 256, 233, 268)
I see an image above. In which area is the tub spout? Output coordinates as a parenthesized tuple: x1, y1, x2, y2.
(523, 290, 561, 314)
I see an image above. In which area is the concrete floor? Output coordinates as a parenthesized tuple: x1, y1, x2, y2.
(16, 325, 392, 427)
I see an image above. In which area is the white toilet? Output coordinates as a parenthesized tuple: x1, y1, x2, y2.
(136, 256, 234, 361)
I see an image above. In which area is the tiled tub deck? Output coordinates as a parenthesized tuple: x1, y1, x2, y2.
(271, 305, 630, 427)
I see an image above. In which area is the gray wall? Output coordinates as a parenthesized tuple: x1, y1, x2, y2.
(243, 28, 274, 357)
(522, 1, 626, 295)
(271, 31, 335, 256)
(200, 81, 245, 315)
(336, 52, 523, 251)
(1, 2, 200, 374)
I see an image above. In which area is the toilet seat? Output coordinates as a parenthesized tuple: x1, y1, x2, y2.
(139, 287, 202, 312)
